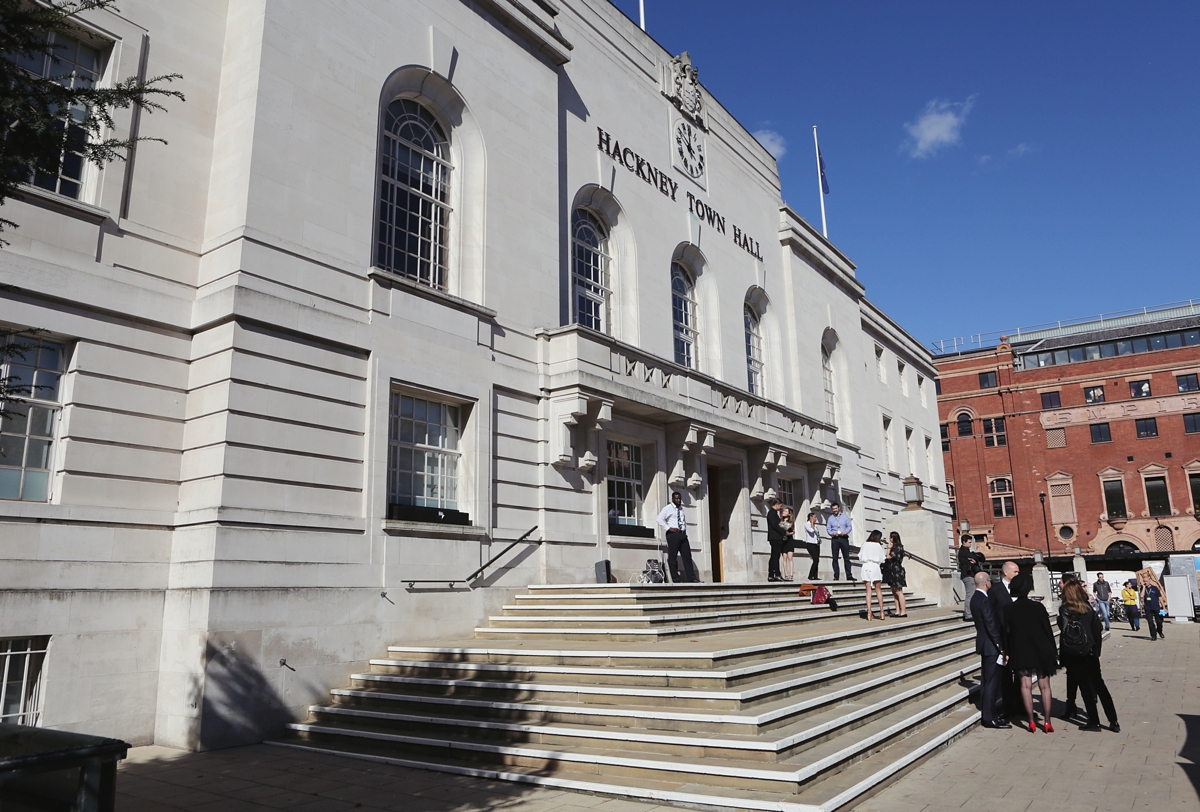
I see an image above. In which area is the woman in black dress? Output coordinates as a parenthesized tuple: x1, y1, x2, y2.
(884, 532, 907, 617)
(1004, 573, 1057, 733)
(1059, 580, 1118, 732)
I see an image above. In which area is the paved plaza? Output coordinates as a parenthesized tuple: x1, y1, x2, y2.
(115, 622, 1199, 812)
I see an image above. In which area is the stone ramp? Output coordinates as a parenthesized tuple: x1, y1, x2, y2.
(272, 582, 979, 811)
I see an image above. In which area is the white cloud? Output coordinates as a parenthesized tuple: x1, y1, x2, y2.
(1008, 142, 1032, 157)
(904, 96, 976, 158)
(753, 129, 787, 161)
(977, 155, 992, 166)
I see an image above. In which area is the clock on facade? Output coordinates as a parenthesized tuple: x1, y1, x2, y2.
(674, 119, 705, 180)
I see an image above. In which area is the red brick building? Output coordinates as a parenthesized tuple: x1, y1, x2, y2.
(934, 302, 1200, 557)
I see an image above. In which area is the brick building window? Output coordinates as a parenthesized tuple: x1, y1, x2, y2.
(1178, 373, 1200, 393)
(1102, 479, 1127, 519)
(940, 423, 949, 451)
(1090, 423, 1112, 443)
(1185, 413, 1200, 434)
(989, 477, 1015, 518)
(979, 371, 997, 389)
(1189, 472, 1200, 513)
(1040, 391, 1061, 409)
(1135, 418, 1158, 439)
(1049, 480, 1076, 524)
(935, 378, 942, 395)
(1144, 476, 1171, 517)
(1046, 428, 1066, 448)
(1129, 379, 1152, 399)
(1085, 386, 1105, 404)
(983, 417, 1006, 447)
(956, 413, 973, 437)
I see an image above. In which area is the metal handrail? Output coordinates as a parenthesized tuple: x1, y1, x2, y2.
(404, 526, 540, 588)
(904, 550, 955, 576)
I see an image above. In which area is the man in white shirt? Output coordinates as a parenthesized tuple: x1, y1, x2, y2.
(655, 491, 699, 583)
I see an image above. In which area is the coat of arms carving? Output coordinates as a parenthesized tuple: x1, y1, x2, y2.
(661, 52, 705, 127)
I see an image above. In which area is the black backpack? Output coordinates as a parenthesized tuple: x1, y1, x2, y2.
(1060, 610, 1092, 656)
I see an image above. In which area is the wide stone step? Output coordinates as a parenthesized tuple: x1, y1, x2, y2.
(372, 621, 969, 688)
(510, 582, 872, 609)
(501, 589, 911, 618)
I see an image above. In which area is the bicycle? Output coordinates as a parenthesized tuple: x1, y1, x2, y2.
(630, 558, 667, 584)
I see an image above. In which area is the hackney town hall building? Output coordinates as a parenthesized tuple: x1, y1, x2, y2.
(0, 0, 948, 748)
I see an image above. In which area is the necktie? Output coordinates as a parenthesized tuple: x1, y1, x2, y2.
(676, 507, 683, 531)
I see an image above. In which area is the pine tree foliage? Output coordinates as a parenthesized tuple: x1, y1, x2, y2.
(0, 0, 184, 241)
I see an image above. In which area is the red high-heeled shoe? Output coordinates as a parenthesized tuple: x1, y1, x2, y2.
(1027, 720, 1037, 733)
(1043, 721, 1054, 733)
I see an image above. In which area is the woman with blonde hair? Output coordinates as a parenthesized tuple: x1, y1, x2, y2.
(858, 529, 887, 620)
(1058, 579, 1118, 732)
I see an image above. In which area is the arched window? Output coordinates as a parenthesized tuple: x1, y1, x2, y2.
(376, 99, 451, 290)
(671, 263, 698, 369)
(821, 346, 836, 424)
(571, 209, 611, 332)
(744, 304, 764, 395)
(956, 412, 973, 437)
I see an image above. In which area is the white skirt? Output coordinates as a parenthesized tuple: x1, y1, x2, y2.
(860, 562, 883, 582)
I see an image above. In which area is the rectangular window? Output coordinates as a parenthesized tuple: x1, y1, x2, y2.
(935, 378, 942, 395)
(1103, 479, 1127, 519)
(1190, 473, 1200, 513)
(606, 441, 644, 526)
(940, 423, 950, 452)
(15, 34, 102, 200)
(0, 637, 49, 726)
(1040, 391, 1061, 409)
(947, 481, 956, 520)
(777, 478, 795, 508)
(1186, 330, 1200, 346)
(1049, 481, 1076, 524)
(1084, 386, 1105, 404)
(1185, 413, 1200, 434)
(1135, 417, 1158, 438)
(979, 371, 997, 389)
(982, 417, 1007, 447)
(1144, 476, 1171, 517)
(1129, 379, 1151, 399)
(989, 477, 1015, 518)
(1177, 373, 1200, 393)
(1046, 427, 1066, 448)
(1068, 347, 1085, 363)
(0, 336, 65, 503)
(1099, 343, 1117, 358)
(1132, 338, 1149, 353)
(1090, 423, 1112, 443)
(387, 393, 461, 512)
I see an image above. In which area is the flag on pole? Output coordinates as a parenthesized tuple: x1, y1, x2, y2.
(818, 152, 829, 195)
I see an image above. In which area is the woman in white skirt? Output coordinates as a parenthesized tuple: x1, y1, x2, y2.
(858, 529, 888, 621)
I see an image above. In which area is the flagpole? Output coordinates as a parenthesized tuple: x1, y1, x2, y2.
(812, 126, 827, 239)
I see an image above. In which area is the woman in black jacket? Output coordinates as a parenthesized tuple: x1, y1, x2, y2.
(1058, 580, 1119, 732)
(884, 532, 907, 617)
(1004, 574, 1058, 733)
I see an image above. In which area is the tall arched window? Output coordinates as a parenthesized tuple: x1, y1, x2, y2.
(821, 346, 836, 424)
(744, 304, 764, 395)
(956, 412, 974, 437)
(671, 263, 698, 369)
(377, 99, 451, 290)
(571, 209, 611, 332)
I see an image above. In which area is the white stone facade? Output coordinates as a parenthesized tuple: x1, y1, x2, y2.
(0, 0, 947, 749)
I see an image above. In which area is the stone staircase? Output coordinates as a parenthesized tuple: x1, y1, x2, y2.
(273, 582, 980, 812)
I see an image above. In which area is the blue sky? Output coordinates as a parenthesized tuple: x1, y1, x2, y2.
(608, 1, 1199, 349)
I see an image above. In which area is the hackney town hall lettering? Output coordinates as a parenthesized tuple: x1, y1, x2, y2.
(597, 127, 763, 261)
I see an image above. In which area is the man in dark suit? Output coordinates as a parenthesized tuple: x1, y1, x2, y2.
(971, 571, 1010, 728)
(766, 497, 786, 582)
(988, 560, 1021, 717)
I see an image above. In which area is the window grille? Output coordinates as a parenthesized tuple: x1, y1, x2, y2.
(671, 264, 698, 369)
(387, 393, 460, 510)
(1, 336, 65, 502)
(0, 637, 49, 726)
(1153, 525, 1174, 552)
(376, 99, 451, 289)
(821, 347, 836, 425)
(571, 209, 612, 333)
(606, 441, 643, 526)
(744, 305, 764, 395)
(1049, 481, 1076, 524)
(983, 417, 1006, 447)
(1046, 428, 1066, 448)
(989, 477, 1015, 517)
(17, 33, 101, 199)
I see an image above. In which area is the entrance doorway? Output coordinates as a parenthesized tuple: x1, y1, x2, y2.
(708, 465, 725, 582)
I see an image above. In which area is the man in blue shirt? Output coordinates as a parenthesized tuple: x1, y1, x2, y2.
(827, 502, 854, 581)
